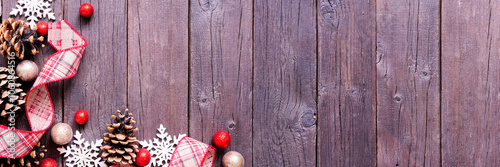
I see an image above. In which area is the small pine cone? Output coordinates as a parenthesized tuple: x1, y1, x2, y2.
(0, 67, 26, 120)
(0, 142, 47, 167)
(101, 109, 139, 165)
(0, 18, 45, 60)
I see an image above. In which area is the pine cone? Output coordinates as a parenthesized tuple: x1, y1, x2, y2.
(101, 109, 139, 165)
(0, 18, 45, 60)
(0, 142, 47, 167)
(0, 67, 26, 121)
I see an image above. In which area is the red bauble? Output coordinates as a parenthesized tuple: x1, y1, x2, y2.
(79, 3, 94, 18)
(74, 110, 89, 124)
(213, 131, 231, 149)
(135, 148, 151, 167)
(40, 158, 57, 167)
(37, 22, 48, 36)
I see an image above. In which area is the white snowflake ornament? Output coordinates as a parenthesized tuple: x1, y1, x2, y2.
(57, 130, 108, 167)
(140, 124, 186, 167)
(10, 0, 56, 29)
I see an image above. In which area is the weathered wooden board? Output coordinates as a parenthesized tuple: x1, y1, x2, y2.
(317, 0, 376, 166)
(189, 0, 253, 166)
(61, 0, 128, 167)
(376, 0, 441, 166)
(442, 0, 500, 166)
(127, 0, 189, 141)
(253, 0, 317, 166)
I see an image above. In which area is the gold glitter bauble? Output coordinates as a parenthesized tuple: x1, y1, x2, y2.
(16, 60, 39, 81)
(51, 123, 73, 145)
(222, 151, 244, 167)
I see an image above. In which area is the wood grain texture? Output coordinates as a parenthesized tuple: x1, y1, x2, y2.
(62, 1, 128, 166)
(2, 1, 500, 166)
(376, 0, 441, 166)
(127, 0, 189, 140)
(317, 0, 376, 166)
(189, 0, 253, 166)
(1, 0, 64, 165)
(441, 0, 500, 166)
(253, 0, 317, 166)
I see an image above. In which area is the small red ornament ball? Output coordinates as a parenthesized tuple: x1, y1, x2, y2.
(40, 158, 57, 167)
(74, 110, 89, 124)
(36, 22, 48, 36)
(135, 148, 151, 166)
(79, 3, 94, 18)
(213, 130, 231, 149)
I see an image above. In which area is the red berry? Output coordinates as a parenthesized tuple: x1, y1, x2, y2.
(40, 158, 57, 167)
(79, 3, 94, 18)
(36, 22, 48, 36)
(74, 110, 89, 124)
(135, 148, 151, 166)
(213, 131, 231, 149)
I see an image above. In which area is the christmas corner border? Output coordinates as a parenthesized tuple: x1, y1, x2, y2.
(0, 20, 86, 158)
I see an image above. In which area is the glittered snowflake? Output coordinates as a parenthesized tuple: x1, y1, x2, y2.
(57, 130, 108, 167)
(10, 0, 56, 29)
(140, 124, 186, 167)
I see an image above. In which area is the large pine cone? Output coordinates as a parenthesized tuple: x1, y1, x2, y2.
(0, 142, 47, 167)
(0, 67, 26, 121)
(0, 18, 45, 60)
(101, 109, 139, 165)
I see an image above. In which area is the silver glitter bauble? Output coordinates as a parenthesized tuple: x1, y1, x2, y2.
(51, 123, 73, 145)
(222, 151, 244, 167)
(16, 60, 39, 81)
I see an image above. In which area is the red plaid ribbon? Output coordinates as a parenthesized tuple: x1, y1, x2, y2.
(0, 20, 86, 158)
(168, 137, 216, 167)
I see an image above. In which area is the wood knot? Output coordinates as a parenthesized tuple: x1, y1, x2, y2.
(199, 0, 218, 12)
(198, 96, 210, 106)
(227, 121, 236, 130)
(394, 95, 402, 103)
(320, 1, 340, 27)
(420, 70, 431, 79)
(349, 88, 357, 97)
(300, 110, 317, 128)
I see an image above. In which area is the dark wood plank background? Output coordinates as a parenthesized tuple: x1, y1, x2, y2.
(1, 0, 499, 166)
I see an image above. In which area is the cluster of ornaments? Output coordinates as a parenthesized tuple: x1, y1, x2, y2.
(53, 112, 244, 167)
(0, 2, 52, 165)
(3, 2, 95, 167)
(4, 2, 245, 167)
(0, 1, 94, 124)
(55, 109, 149, 167)
(51, 109, 154, 167)
(213, 131, 245, 167)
